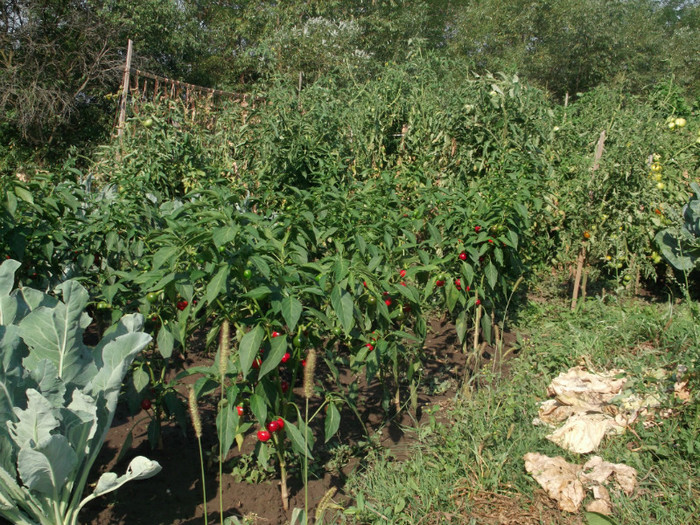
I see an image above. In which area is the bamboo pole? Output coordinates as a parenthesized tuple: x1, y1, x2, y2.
(117, 39, 133, 138)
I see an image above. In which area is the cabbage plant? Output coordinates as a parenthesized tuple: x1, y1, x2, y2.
(0, 259, 160, 525)
(656, 182, 700, 271)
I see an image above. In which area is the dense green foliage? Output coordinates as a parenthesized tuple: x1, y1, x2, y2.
(2, 0, 700, 163)
(2, 52, 697, 477)
(1, 1, 699, 522)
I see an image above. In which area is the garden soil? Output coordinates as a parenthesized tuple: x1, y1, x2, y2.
(74, 317, 515, 525)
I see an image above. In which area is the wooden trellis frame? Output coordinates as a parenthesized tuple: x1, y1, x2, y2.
(115, 39, 260, 136)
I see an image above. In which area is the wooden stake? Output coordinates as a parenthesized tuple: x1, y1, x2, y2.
(462, 304, 483, 398)
(571, 247, 586, 310)
(473, 304, 482, 354)
(117, 39, 133, 138)
(572, 130, 606, 310)
(592, 130, 606, 172)
(297, 71, 303, 110)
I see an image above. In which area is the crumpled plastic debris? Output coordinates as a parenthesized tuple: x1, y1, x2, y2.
(674, 380, 690, 402)
(523, 453, 637, 514)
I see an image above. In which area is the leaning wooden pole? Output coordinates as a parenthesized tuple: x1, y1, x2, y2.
(117, 39, 133, 138)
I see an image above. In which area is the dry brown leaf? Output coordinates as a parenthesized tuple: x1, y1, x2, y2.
(524, 453, 637, 514)
(582, 456, 637, 495)
(586, 494, 612, 515)
(547, 367, 626, 401)
(546, 413, 618, 454)
(674, 380, 690, 402)
(523, 453, 585, 513)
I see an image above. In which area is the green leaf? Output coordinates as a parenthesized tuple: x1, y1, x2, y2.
(19, 281, 93, 385)
(324, 403, 341, 443)
(147, 417, 160, 449)
(656, 230, 699, 271)
(5, 190, 17, 216)
(238, 325, 265, 378)
(30, 360, 65, 406)
(330, 285, 354, 333)
(242, 286, 272, 301)
(152, 246, 179, 270)
(462, 262, 475, 286)
(284, 420, 313, 459)
(8, 389, 60, 449)
(18, 435, 77, 495)
(213, 226, 239, 248)
(156, 325, 175, 359)
(455, 311, 468, 345)
(132, 367, 149, 393)
(513, 202, 530, 226)
(249, 393, 267, 425)
(14, 186, 34, 204)
(445, 281, 459, 312)
(206, 264, 230, 305)
(480, 310, 492, 345)
(494, 247, 504, 265)
(584, 512, 618, 525)
(367, 255, 382, 272)
(257, 335, 287, 380)
(87, 456, 161, 499)
(394, 283, 419, 303)
(216, 403, 239, 460)
(86, 316, 152, 406)
(507, 230, 518, 249)
(484, 261, 498, 290)
(0, 259, 21, 297)
(281, 296, 302, 333)
(365, 343, 380, 382)
(289, 508, 307, 525)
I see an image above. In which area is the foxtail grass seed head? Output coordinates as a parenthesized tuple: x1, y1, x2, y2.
(315, 487, 338, 519)
(188, 386, 202, 439)
(218, 320, 230, 379)
(303, 348, 317, 399)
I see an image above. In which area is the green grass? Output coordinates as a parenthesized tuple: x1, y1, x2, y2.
(332, 293, 699, 524)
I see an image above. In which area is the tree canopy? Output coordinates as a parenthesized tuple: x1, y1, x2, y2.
(1, 0, 698, 152)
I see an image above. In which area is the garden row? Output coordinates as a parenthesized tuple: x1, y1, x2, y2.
(1, 64, 698, 524)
